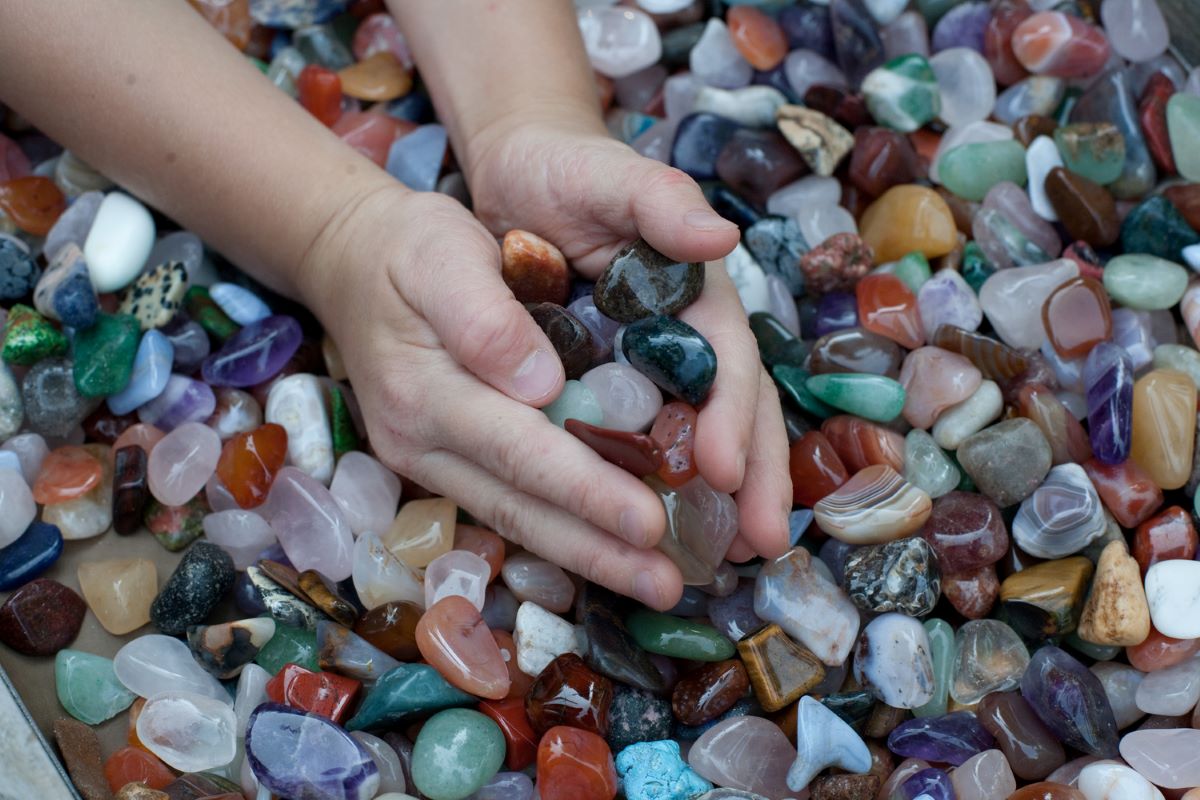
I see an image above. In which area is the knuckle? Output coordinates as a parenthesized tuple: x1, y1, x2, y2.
(488, 490, 528, 542)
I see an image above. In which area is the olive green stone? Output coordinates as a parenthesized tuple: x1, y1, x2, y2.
(184, 286, 239, 341)
(254, 623, 319, 673)
(749, 312, 808, 368)
(411, 708, 506, 800)
(938, 140, 1028, 202)
(625, 609, 735, 661)
(1053, 122, 1125, 186)
(913, 619, 953, 718)
(593, 239, 704, 323)
(2, 304, 67, 366)
(961, 242, 995, 294)
(543, 379, 604, 428)
(621, 315, 717, 406)
(915, 0, 958, 23)
(1120, 195, 1200, 261)
(805, 372, 904, 422)
(329, 385, 359, 457)
(55, 648, 136, 725)
(1102, 254, 1188, 310)
(72, 313, 140, 397)
(1168, 93, 1200, 183)
(772, 364, 835, 418)
(346, 664, 474, 732)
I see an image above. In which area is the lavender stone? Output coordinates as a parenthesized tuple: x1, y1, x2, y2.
(1083, 342, 1133, 465)
(246, 703, 380, 800)
(161, 317, 211, 373)
(1020, 645, 1119, 757)
(814, 292, 858, 337)
(779, 3, 835, 59)
(138, 374, 216, 431)
(900, 767, 955, 800)
(931, 1, 990, 54)
(202, 314, 302, 387)
(886, 712, 995, 766)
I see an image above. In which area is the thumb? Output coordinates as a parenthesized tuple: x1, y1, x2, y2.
(626, 163, 741, 264)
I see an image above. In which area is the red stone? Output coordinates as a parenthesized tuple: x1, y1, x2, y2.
(1133, 506, 1197, 576)
(1016, 382, 1092, 465)
(670, 659, 749, 726)
(1127, 625, 1200, 672)
(0, 578, 86, 656)
(799, 232, 874, 295)
(536, 726, 618, 800)
(820, 415, 906, 473)
(857, 274, 924, 350)
(526, 653, 613, 737)
(1139, 73, 1177, 176)
(0, 176, 66, 236)
(984, 0, 1034, 86)
(1081, 458, 1163, 529)
(942, 566, 1000, 620)
(104, 746, 175, 792)
(804, 86, 872, 131)
(650, 402, 699, 488)
(726, 6, 788, 71)
(297, 65, 343, 127)
(33, 445, 104, 504)
(565, 419, 663, 477)
(492, 628, 535, 700)
(848, 128, 925, 199)
(789, 431, 849, 508)
(479, 697, 540, 771)
(265, 662, 361, 724)
(215, 423, 287, 509)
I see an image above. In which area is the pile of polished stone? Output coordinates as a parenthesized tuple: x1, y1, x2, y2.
(6, 0, 1200, 799)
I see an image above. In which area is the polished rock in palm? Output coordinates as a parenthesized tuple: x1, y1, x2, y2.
(593, 240, 704, 323)
(621, 315, 717, 406)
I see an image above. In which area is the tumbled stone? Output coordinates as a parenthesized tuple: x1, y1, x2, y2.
(844, 537, 940, 615)
(854, 612, 935, 709)
(149, 541, 235, 636)
(957, 419, 1051, 507)
(1077, 540, 1150, 647)
(814, 464, 932, 544)
(950, 619, 1030, 705)
(736, 623, 824, 713)
(0, 577, 85, 655)
(1020, 645, 1119, 757)
(593, 240, 703, 323)
(1000, 556, 1093, 639)
(787, 695, 872, 792)
(77, 558, 156, 635)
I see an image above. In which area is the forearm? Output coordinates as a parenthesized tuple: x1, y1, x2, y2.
(0, 0, 396, 301)
(388, 0, 607, 179)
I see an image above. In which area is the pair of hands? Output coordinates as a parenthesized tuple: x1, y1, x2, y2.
(302, 123, 791, 610)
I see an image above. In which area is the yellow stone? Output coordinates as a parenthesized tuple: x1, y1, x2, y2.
(1131, 369, 1197, 490)
(1077, 540, 1151, 646)
(999, 556, 1093, 638)
(736, 623, 825, 713)
(858, 185, 958, 264)
(383, 497, 457, 568)
(337, 52, 412, 102)
(77, 558, 157, 635)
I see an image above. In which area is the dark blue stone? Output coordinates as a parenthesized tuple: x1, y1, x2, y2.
(779, 2, 835, 59)
(1083, 342, 1133, 465)
(54, 271, 99, 330)
(621, 315, 717, 406)
(0, 522, 63, 591)
(234, 571, 268, 616)
(752, 66, 801, 104)
(900, 768, 955, 800)
(386, 92, 434, 125)
(887, 711, 997, 766)
(830, 0, 886, 85)
(703, 183, 763, 230)
(671, 113, 742, 181)
(0, 237, 39, 300)
(744, 216, 808, 295)
(814, 292, 858, 337)
(667, 586, 708, 617)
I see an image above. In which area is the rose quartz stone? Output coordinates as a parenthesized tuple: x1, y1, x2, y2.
(688, 716, 797, 798)
(203, 509, 276, 570)
(146, 422, 221, 507)
(330, 452, 402, 537)
(264, 466, 355, 581)
(899, 347, 983, 430)
(580, 363, 663, 433)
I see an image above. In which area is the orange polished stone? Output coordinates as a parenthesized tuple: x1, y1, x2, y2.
(337, 51, 412, 102)
(104, 745, 175, 792)
(415, 595, 511, 700)
(727, 6, 788, 70)
(127, 697, 148, 749)
(820, 415, 906, 473)
(536, 726, 618, 800)
(187, 0, 254, 51)
(493, 628, 535, 699)
(856, 274, 925, 350)
(1127, 625, 1200, 672)
(33, 446, 103, 504)
(215, 423, 287, 509)
(500, 230, 570, 306)
(265, 662, 362, 725)
(1133, 506, 1197, 575)
(789, 431, 849, 508)
(1017, 382, 1092, 465)
(0, 176, 66, 236)
(1041, 277, 1111, 358)
(297, 64, 343, 127)
(650, 402, 699, 488)
(479, 697, 540, 770)
(1081, 458, 1163, 529)
(455, 525, 506, 582)
(1008, 782, 1086, 800)
(859, 185, 958, 263)
(111, 424, 166, 465)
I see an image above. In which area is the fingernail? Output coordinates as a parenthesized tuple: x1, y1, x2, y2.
(634, 570, 662, 608)
(684, 209, 736, 231)
(512, 349, 559, 402)
(735, 453, 747, 484)
(620, 507, 648, 547)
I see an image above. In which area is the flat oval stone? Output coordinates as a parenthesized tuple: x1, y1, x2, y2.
(1119, 728, 1200, 789)
(1144, 559, 1200, 639)
(137, 690, 237, 773)
(754, 547, 859, 666)
(813, 464, 932, 544)
(54, 649, 136, 725)
(626, 609, 734, 662)
(1103, 254, 1188, 311)
(957, 418, 1052, 507)
(248, 703, 380, 800)
(113, 633, 228, 703)
(593, 240, 704, 323)
(621, 315, 717, 406)
(203, 315, 302, 387)
(149, 541, 235, 636)
(0, 577, 85, 655)
(147, 421, 221, 506)
(0, 521, 63, 591)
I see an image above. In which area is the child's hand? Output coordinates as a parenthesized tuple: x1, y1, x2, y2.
(300, 185, 687, 609)
(465, 122, 792, 565)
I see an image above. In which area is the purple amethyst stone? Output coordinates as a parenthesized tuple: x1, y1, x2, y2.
(931, 1, 991, 54)
(136, 374, 216, 431)
(814, 291, 858, 337)
(246, 703, 380, 800)
(1083, 342, 1133, 465)
(886, 711, 995, 766)
(202, 314, 302, 387)
(900, 767, 955, 800)
(1020, 645, 1119, 757)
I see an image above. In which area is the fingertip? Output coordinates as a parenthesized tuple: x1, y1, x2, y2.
(634, 564, 683, 611)
(693, 412, 748, 494)
(724, 537, 756, 563)
(511, 348, 565, 406)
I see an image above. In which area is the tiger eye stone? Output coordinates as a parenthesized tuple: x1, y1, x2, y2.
(353, 600, 422, 661)
(671, 659, 750, 726)
(999, 557, 1093, 639)
(737, 623, 826, 713)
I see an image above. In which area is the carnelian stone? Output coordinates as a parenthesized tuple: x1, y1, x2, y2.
(1041, 277, 1112, 359)
(1081, 458, 1163, 529)
(479, 697, 540, 770)
(1127, 626, 1200, 672)
(215, 423, 287, 509)
(297, 65, 343, 127)
(536, 726, 619, 800)
(265, 662, 362, 724)
(33, 446, 103, 504)
(492, 628, 535, 699)
(127, 697, 148, 749)
(1133, 506, 1197, 575)
(526, 653, 613, 737)
(187, 0, 253, 51)
(1139, 73, 1177, 175)
(454, 524, 506, 582)
(820, 415, 906, 473)
(0, 176, 66, 236)
(856, 273, 925, 350)
(104, 745, 175, 792)
(415, 595, 511, 700)
(726, 6, 788, 71)
(789, 431, 849, 508)
(649, 402, 699, 488)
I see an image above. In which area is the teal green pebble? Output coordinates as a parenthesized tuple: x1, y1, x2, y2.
(411, 708, 506, 800)
(914, 619, 953, 719)
(749, 312, 808, 368)
(253, 624, 319, 674)
(937, 140, 1028, 202)
(543, 379, 604, 428)
(1120, 195, 1200, 261)
(1153, 344, 1200, 389)
(861, 54, 941, 133)
(961, 242, 996, 294)
(625, 609, 735, 661)
(1168, 93, 1200, 183)
(55, 649, 136, 725)
(1102, 254, 1189, 310)
(346, 664, 474, 731)
(892, 252, 932, 294)
(72, 312, 140, 397)
(805, 373, 905, 422)
(772, 364, 835, 419)
(621, 315, 717, 406)
(1053, 123, 1126, 186)
(915, 0, 958, 23)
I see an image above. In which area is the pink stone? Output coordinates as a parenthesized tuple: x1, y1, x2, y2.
(0, 468, 36, 548)
(329, 452, 402, 537)
(982, 181, 1063, 259)
(146, 422, 222, 507)
(424, 550, 491, 611)
(688, 716, 797, 798)
(899, 347, 983, 430)
(580, 363, 663, 433)
(979, 259, 1079, 350)
(205, 471, 240, 512)
(265, 466, 355, 581)
(951, 749, 1017, 800)
(500, 552, 576, 614)
(202, 509, 276, 570)
(351, 13, 413, 68)
(1119, 728, 1200, 789)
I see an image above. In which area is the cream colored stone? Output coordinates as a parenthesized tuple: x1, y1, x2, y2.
(1077, 540, 1151, 647)
(76, 558, 157, 635)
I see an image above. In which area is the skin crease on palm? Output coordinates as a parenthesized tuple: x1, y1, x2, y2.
(0, 0, 792, 611)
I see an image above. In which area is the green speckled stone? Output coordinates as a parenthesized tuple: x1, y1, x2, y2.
(144, 496, 208, 552)
(805, 372, 904, 422)
(544, 379, 604, 428)
(625, 609, 734, 661)
(329, 385, 359, 457)
(938, 140, 1028, 202)
(772, 364, 836, 418)
(621, 315, 717, 406)
(55, 649, 136, 725)
(1119, 195, 1200, 261)
(184, 286, 239, 341)
(749, 312, 808, 368)
(345, 663, 474, 731)
(410, 708, 505, 800)
(960, 242, 995, 294)
(72, 313, 140, 397)
(1053, 122, 1125, 186)
(914, 618, 953, 718)
(2, 304, 67, 366)
(861, 54, 941, 133)
(1102, 254, 1189, 310)
(254, 623, 319, 674)
(593, 239, 704, 323)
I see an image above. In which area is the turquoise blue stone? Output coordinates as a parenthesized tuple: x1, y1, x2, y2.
(344, 664, 475, 731)
(55, 649, 136, 725)
(107, 330, 174, 415)
(616, 740, 713, 800)
(1119, 195, 1200, 261)
(0, 522, 62, 591)
(621, 315, 717, 406)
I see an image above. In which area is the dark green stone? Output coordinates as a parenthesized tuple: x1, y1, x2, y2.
(529, 302, 594, 379)
(72, 312, 140, 397)
(593, 240, 704, 323)
(184, 286, 239, 341)
(744, 216, 808, 295)
(822, 690, 875, 732)
(2, 304, 67, 366)
(961, 242, 996, 294)
(345, 663, 475, 731)
(625, 609, 735, 661)
(621, 315, 717, 406)
(661, 22, 705, 69)
(254, 624, 320, 674)
(1120, 195, 1200, 261)
(771, 364, 836, 418)
(329, 385, 359, 457)
(606, 685, 673, 752)
(749, 312, 808, 368)
(149, 541, 235, 635)
(581, 584, 666, 693)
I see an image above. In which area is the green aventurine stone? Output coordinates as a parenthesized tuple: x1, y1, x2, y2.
(1120, 195, 1200, 261)
(749, 312, 808, 368)
(329, 385, 359, 457)
(938, 140, 1028, 202)
(254, 623, 319, 673)
(55, 649, 137, 725)
(1102, 254, 1189, 310)
(625, 609, 734, 661)
(411, 709, 506, 800)
(543, 379, 603, 428)
(144, 496, 208, 551)
(961, 242, 996, 294)
(184, 286, 240, 341)
(892, 252, 932, 294)
(1169, 93, 1200, 183)
(72, 313, 140, 397)
(2, 304, 68, 366)
(805, 372, 905, 422)
(772, 364, 835, 419)
(1154, 344, 1200, 389)
(904, 429, 960, 499)
(346, 663, 474, 731)
(861, 54, 941, 133)
(1053, 122, 1126, 185)
(914, 619, 953, 719)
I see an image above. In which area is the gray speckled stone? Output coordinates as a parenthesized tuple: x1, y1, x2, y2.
(956, 418, 1052, 507)
(150, 541, 235, 635)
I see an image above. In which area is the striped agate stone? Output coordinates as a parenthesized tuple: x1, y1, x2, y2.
(813, 464, 932, 544)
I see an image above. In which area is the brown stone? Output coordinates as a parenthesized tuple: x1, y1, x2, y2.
(999, 556, 1093, 639)
(501, 230, 570, 305)
(1043, 167, 1119, 247)
(354, 600, 422, 660)
(863, 702, 909, 739)
(564, 418, 663, 477)
(715, 129, 808, 208)
(0, 578, 86, 655)
(336, 52, 412, 102)
(848, 127, 925, 198)
(809, 773, 880, 800)
(1077, 540, 1151, 646)
(1164, 183, 1200, 232)
(670, 659, 749, 726)
(737, 623, 826, 712)
(54, 718, 113, 800)
(297, 569, 360, 628)
(1014, 114, 1058, 146)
